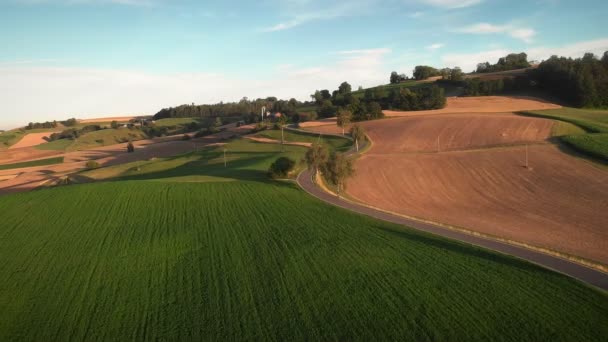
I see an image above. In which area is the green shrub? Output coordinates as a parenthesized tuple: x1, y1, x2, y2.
(86, 160, 100, 169)
(268, 157, 296, 179)
(127, 142, 135, 153)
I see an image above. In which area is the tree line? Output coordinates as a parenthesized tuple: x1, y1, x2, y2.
(475, 53, 531, 73)
(312, 81, 445, 121)
(532, 52, 608, 107)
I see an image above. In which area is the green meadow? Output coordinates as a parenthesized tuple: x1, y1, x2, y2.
(0, 135, 607, 340)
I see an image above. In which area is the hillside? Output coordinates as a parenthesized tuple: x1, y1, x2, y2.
(1, 136, 607, 340)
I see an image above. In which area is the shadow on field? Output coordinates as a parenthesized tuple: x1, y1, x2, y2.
(111, 150, 280, 185)
(376, 225, 558, 276)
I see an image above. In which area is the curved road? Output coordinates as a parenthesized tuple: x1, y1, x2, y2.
(296, 167, 608, 292)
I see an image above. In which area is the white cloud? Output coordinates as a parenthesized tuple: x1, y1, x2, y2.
(440, 38, 608, 72)
(527, 38, 608, 61)
(0, 48, 393, 128)
(12, 0, 157, 5)
(420, 0, 483, 8)
(442, 49, 511, 72)
(426, 43, 444, 50)
(457, 22, 536, 43)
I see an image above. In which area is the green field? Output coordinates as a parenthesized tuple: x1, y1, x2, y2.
(1, 134, 607, 340)
(257, 129, 352, 152)
(0, 157, 64, 170)
(520, 108, 608, 161)
(35, 128, 148, 152)
(154, 117, 200, 127)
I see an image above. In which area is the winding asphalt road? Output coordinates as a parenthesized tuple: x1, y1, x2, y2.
(294, 134, 608, 291)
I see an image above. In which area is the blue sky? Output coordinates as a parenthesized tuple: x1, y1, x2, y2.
(1, 0, 607, 129)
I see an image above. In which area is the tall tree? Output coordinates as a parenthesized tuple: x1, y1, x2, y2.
(337, 109, 352, 135)
(338, 82, 352, 94)
(350, 124, 367, 152)
(390, 71, 400, 84)
(325, 152, 355, 198)
(305, 143, 329, 178)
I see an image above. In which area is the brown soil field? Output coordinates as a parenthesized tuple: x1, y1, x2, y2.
(0, 147, 62, 164)
(79, 116, 140, 123)
(0, 124, 253, 195)
(362, 113, 553, 153)
(383, 96, 560, 117)
(8, 132, 55, 149)
(345, 111, 608, 265)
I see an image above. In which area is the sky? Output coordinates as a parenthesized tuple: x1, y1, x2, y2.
(0, 0, 607, 129)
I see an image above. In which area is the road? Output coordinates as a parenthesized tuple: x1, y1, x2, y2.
(296, 159, 608, 292)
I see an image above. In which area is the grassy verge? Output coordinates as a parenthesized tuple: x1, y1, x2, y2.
(0, 157, 64, 170)
(257, 128, 352, 152)
(519, 108, 608, 161)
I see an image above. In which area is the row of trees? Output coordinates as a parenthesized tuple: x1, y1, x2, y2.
(462, 76, 532, 96)
(532, 52, 608, 107)
(153, 97, 306, 122)
(26, 121, 58, 130)
(305, 143, 354, 197)
(46, 125, 103, 141)
(312, 81, 446, 121)
(476, 53, 530, 73)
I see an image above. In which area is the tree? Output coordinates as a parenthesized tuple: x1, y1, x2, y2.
(85, 160, 100, 169)
(268, 157, 296, 179)
(368, 102, 383, 119)
(325, 152, 354, 198)
(111, 120, 119, 129)
(413, 65, 439, 80)
(350, 124, 367, 152)
(318, 100, 337, 118)
(277, 115, 287, 151)
(449, 67, 464, 81)
(338, 81, 352, 95)
(292, 113, 301, 127)
(337, 109, 352, 135)
(390, 71, 400, 84)
(305, 143, 329, 177)
(127, 141, 135, 153)
(214, 117, 223, 130)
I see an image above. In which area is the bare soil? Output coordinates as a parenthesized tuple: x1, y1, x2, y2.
(383, 96, 561, 117)
(346, 108, 608, 264)
(8, 132, 55, 149)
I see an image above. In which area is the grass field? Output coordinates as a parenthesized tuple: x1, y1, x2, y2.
(0, 157, 64, 170)
(1, 133, 607, 340)
(256, 129, 352, 152)
(520, 108, 608, 161)
(154, 117, 200, 127)
(35, 128, 148, 152)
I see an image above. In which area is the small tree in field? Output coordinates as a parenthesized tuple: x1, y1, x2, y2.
(350, 124, 367, 152)
(268, 156, 296, 179)
(305, 143, 329, 178)
(325, 152, 354, 198)
(111, 120, 119, 129)
(127, 141, 135, 153)
(337, 109, 352, 136)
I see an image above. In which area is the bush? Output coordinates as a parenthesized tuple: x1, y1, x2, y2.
(111, 120, 120, 129)
(268, 157, 296, 179)
(127, 142, 135, 153)
(182, 134, 192, 141)
(194, 129, 210, 138)
(86, 160, 100, 169)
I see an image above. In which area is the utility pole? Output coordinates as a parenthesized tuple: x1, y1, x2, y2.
(356, 138, 359, 152)
(525, 144, 529, 169)
(437, 134, 440, 153)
